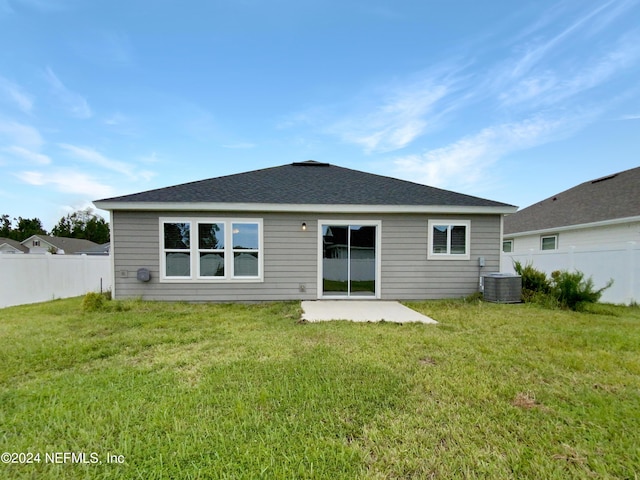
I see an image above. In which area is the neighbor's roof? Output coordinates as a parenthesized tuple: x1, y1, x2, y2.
(0, 237, 28, 253)
(504, 166, 640, 235)
(95, 161, 516, 213)
(21, 235, 100, 254)
(75, 242, 110, 255)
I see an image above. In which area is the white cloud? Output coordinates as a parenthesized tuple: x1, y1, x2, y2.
(0, 76, 34, 113)
(44, 67, 92, 119)
(16, 170, 114, 197)
(0, 119, 43, 149)
(103, 112, 128, 126)
(137, 170, 156, 182)
(393, 115, 583, 190)
(507, 1, 623, 80)
(138, 152, 160, 164)
(102, 112, 139, 136)
(58, 143, 157, 182)
(326, 81, 451, 153)
(3, 146, 51, 165)
(620, 114, 640, 120)
(384, 1, 640, 195)
(500, 29, 640, 108)
(58, 143, 133, 177)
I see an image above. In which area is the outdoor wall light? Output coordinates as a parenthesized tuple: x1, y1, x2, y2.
(301, 222, 307, 231)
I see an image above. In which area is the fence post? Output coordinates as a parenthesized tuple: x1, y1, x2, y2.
(628, 242, 637, 305)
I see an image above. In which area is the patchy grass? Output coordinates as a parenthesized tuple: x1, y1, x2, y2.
(1, 298, 639, 479)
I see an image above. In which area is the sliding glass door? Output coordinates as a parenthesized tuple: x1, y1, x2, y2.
(321, 223, 378, 298)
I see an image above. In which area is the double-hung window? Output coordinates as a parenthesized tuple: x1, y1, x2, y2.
(161, 218, 262, 282)
(163, 222, 191, 278)
(428, 220, 471, 260)
(198, 223, 225, 277)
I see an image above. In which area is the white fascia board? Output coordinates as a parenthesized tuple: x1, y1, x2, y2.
(93, 201, 518, 215)
(505, 215, 640, 238)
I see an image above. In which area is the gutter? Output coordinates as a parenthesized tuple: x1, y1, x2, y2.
(93, 201, 518, 215)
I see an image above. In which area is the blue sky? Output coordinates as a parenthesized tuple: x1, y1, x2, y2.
(1, 0, 639, 230)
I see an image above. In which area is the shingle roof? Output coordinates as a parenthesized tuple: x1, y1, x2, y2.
(75, 242, 110, 255)
(0, 237, 28, 253)
(21, 235, 100, 254)
(96, 161, 513, 208)
(504, 166, 640, 234)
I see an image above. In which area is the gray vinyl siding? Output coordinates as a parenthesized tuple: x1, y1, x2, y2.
(111, 210, 501, 301)
(111, 211, 317, 302)
(380, 214, 500, 299)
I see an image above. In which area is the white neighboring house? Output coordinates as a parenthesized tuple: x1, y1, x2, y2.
(0, 237, 28, 254)
(20, 235, 101, 255)
(502, 166, 640, 304)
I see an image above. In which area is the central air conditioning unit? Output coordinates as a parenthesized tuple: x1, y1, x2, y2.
(483, 273, 522, 303)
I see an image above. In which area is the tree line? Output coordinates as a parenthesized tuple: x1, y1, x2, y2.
(1, 208, 110, 244)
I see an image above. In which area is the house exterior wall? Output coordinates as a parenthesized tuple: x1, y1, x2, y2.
(23, 239, 53, 254)
(0, 244, 23, 254)
(501, 220, 640, 305)
(111, 210, 502, 301)
(505, 220, 640, 253)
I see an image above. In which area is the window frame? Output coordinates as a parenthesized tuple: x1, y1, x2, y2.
(197, 222, 226, 279)
(160, 217, 263, 283)
(540, 234, 558, 251)
(427, 219, 471, 260)
(162, 220, 192, 279)
(502, 239, 514, 253)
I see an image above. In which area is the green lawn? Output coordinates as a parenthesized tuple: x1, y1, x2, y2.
(1, 298, 639, 479)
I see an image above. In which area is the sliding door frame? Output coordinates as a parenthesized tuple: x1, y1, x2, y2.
(317, 219, 382, 299)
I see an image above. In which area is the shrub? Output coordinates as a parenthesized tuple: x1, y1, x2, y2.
(511, 261, 613, 311)
(550, 270, 613, 311)
(82, 292, 104, 312)
(513, 261, 551, 301)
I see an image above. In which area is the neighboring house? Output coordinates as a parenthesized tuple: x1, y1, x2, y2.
(502, 166, 640, 304)
(75, 242, 111, 256)
(20, 235, 101, 255)
(0, 237, 28, 254)
(94, 161, 516, 302)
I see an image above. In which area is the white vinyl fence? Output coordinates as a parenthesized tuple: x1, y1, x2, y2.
(501, 242, 639, 305)
(323, 259, 376, 282)
(0, 255, 112, 309)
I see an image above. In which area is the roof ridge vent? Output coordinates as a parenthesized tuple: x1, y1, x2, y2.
(591, 174, 617, 184)
(292, 160, 330, 167)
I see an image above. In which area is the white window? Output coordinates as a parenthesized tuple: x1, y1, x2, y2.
(428, 220, 471, 260)
(163, 221, 191, 278)
(541, 235, 557, 251)
(161, 218, 263, 282)
(503, 239, 513, 253)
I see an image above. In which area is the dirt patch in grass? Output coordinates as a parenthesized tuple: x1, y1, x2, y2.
(419, 356, 437, 366)
(512, 391, 541, 409)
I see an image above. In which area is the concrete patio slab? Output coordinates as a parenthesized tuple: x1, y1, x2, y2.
(301, 300, 437, 324)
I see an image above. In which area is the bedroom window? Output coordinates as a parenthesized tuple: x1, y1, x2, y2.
(428, 220, 471, 260)
(161, 218, 262, 282)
